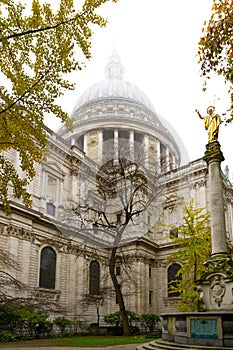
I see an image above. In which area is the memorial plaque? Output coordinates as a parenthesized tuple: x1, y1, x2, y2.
(190, 318, 218, 339)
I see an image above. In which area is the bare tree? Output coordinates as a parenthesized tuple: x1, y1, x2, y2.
(0, 248, 26, 302)
(57, 140, 167, 335)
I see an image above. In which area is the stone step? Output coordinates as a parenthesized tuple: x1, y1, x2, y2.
(136, 339, 233, 350)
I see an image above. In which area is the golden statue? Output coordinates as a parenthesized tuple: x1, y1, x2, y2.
(196, 106, 222, 143)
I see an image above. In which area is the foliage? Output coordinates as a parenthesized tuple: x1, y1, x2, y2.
(0, 301, 52, 340)
(167, 199, 211, 311)
(0, 0, 117, 212)
(0, 301, 87, 342)
(140, 314, 160, 334)
(73, 319, 85, 334)
(198, 0, 233, 122)
(104, 310, 139, 329)
(53, 316, 73, 333)
(0, 330, 16, 342)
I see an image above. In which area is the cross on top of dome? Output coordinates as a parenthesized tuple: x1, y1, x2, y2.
(104, 51, 125, 80)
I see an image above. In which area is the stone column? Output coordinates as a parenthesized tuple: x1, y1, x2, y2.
(114, 129, 118, 160)
(130, 131, 134, 161)
(98, 130, 103, 164)
(204, 141, 228, 255)
(156, 140, 161, 171)
(83, 134, 87, 154)
(200, 141, 233, 311)
(171, 155, 176, 170)
(144, 135, 149, 167)
(166, 148, 170, 171)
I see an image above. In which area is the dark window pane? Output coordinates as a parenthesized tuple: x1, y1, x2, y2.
(168, 263, 181, 297)
(116, 266, 121, 276)
(149, 291, 153, 305)
(39, 247, 56, 289)
(89, 260, 100, 295)
(149, 266, 152, 278)
(46, 202, 56, 216)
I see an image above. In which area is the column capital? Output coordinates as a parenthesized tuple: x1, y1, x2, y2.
(204, 141, 224, 165)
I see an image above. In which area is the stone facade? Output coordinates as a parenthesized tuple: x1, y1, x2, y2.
(1, 53, 233, 326)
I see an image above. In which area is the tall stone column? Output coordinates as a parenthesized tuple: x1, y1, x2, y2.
(166, 148, 170, 171)
(144, 135, 149, 167)
(83, 134, 88, 154)
(156, 140, 161, 171)
(129, 131, 134, 161)
(200, 141, 233, 310)
(98, 130, 103, 164)
(114, 129, 118, 160)
(204, 141, 228, 255)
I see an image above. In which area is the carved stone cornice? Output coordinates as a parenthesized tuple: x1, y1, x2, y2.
(190, 178, 207, 190)
(117, 251, 156, 265)
(5, 224, 35, 243)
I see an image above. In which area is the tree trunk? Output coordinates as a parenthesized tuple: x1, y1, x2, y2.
(97, 304, 100, 326)
(109, 246, 131, 336)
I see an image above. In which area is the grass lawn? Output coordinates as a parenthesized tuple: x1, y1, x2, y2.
(0, 335, 155, 347)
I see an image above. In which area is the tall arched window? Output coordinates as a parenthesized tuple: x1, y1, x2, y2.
(167, 263, 181, 297)
(89, 260, 100, 295)
(39, 247, 56, 289)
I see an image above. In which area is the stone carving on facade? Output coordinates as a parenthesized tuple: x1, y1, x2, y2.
(156, 259, 167, 268)
(6, 224, 35, 242)
(210, 275, 226, 306)
(203, 253, 233, 279)
(34, 236, 66, 253)
(0, 223, 6, 235)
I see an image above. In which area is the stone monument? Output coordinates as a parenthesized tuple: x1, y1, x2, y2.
(197, 106, 233, 311)
(158, 107, 233, 348)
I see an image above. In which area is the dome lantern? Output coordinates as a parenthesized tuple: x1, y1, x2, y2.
(104, 51, 125, 80)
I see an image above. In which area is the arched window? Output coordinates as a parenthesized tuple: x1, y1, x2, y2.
(39, 247, 56, 289)
(89, 260, 100, 295)
(167, 263, 181, 297)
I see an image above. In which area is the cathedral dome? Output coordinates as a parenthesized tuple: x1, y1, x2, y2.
(58, 52, 189, 166)
(72, 52, 155, 114)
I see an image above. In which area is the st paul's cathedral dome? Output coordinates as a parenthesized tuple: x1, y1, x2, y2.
(58, 52, 189, 168)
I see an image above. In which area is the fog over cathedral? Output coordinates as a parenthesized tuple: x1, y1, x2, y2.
(1, 52, 233, 324)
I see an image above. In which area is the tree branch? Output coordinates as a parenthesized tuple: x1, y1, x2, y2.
(0, 69, 50, 115)
(0, 6, 94, 42)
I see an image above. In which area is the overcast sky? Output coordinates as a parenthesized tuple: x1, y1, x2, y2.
(45, 0, 232, 178)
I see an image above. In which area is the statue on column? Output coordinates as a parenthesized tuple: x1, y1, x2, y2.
(196, 106, 222, 143)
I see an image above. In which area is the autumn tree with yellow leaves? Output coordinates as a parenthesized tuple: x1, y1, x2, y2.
(198, 0, 233, 122)
(167, 199, 211, 312)
(0, 0, 117, 212)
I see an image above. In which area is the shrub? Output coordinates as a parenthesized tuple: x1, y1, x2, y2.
(53, 316, 73, 334)
(0, 330, 16, 342)
(104, 310, 139, 333)
(140, 314, 160, 334)
(0, 301, 50, 340)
